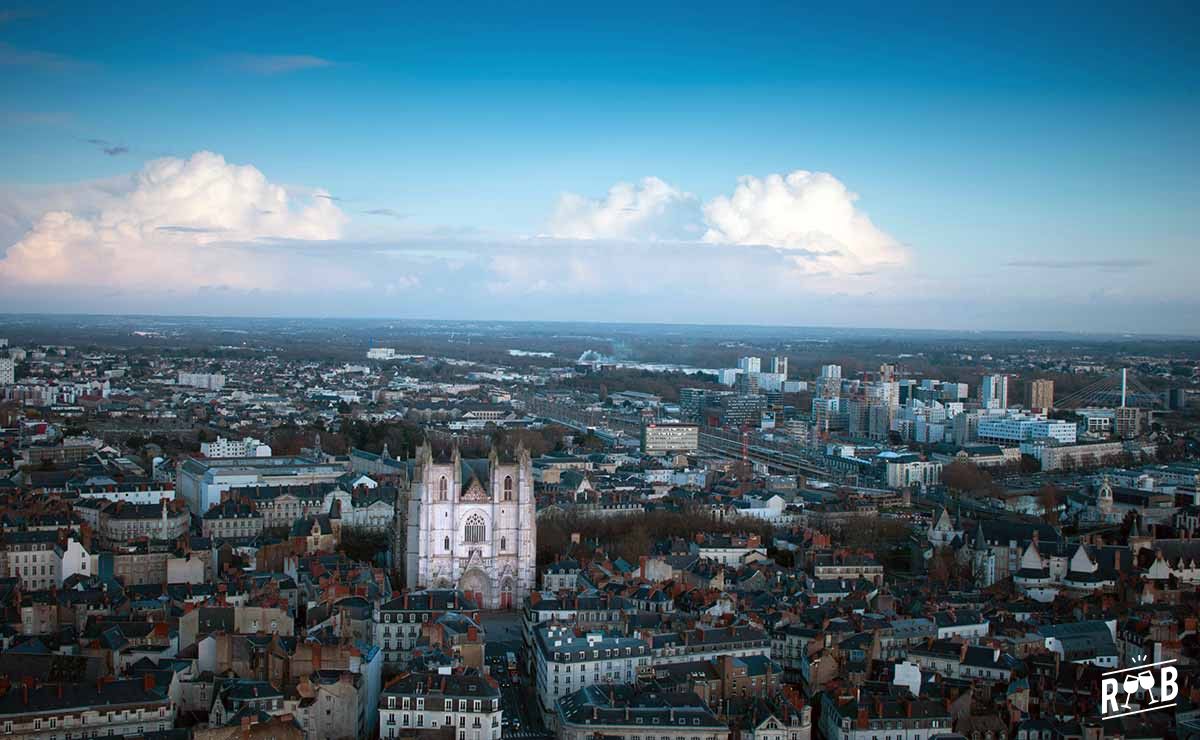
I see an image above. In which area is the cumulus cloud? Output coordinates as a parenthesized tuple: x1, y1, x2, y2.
(702, 170, 909, 276)
(546, 170, 907, 284)
(546, 177, 700, 240)
(0, 151, 351, 291)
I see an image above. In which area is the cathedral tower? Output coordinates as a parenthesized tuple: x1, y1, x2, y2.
(399, 442, 536, 609)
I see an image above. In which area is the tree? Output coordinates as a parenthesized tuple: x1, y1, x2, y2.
(1038, 484, 1062, 524)
(1018, 454, 1041, 475)
(940, 461, 991, 494)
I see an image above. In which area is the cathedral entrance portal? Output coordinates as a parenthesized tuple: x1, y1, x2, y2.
(459, 568, 491, 609)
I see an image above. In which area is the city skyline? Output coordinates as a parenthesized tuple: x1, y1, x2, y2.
(2, 2, 1198, 333)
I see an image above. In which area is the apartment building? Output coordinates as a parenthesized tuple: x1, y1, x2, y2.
(378, 671, 502, 740)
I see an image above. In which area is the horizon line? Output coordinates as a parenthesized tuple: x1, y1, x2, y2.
(1, 310, 1199, 341)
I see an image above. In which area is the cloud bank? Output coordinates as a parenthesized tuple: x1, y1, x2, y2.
(0, 151, 350, 291)
(547, 177, 699, 241)
(7, 151, 1189, 332)
(548, 170, 908, 280)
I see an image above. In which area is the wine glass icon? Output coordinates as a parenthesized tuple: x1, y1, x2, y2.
(1138, 670, 1157, 703)
(1122, 673, 1140, 709)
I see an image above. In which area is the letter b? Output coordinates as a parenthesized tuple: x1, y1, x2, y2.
(1160, 666, 1178, 702)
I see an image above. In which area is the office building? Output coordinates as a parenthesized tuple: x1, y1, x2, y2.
(722, 394, 767, 426)
(641, 423, 700, 454)
(979, 374, 1008, 409)
(771, 355, 788, 377)
(177, 371, 226, 390)
(679, 387, 708, 421)
(977, 412, 1076, 444)
(1027, 379, 1054, 411)
(176, 455, 346, 514)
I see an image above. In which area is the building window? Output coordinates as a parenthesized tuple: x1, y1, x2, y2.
(500, 537, 506, 551)
(444, 536, 451, 551)
(439, 477, 448, 501)
(503, 476, 513, 501)
(465, 514, 486, 543)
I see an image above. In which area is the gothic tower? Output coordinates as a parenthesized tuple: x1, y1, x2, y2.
(398, 441, 536, 609)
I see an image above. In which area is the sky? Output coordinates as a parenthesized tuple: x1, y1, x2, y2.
(1, 1, 1198, 333)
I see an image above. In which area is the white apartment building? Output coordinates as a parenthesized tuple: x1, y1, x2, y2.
(0, 357, 14, 386)
(535, 626, 650, 719)
(738, 356, 762, 373)
(201, 435, 272, 458)
(0, 531, 63, 592)
(378, 671, 501, 740)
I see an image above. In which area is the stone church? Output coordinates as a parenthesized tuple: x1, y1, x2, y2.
(390, 443, 536, 609)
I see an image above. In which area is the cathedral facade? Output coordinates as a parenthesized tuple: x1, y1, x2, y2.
(395, 443, 536, 609)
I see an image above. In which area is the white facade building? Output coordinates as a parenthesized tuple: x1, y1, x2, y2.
(379, 671, 501, 740)
(977, 412, 1076, 444)
(201, 435, 272, 458)
(534, 626, 650, 721)
(177, 371, 225, 390)
(738, 356, 762, 373)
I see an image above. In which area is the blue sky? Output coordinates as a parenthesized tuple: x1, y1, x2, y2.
(1, 1, 1197, 332)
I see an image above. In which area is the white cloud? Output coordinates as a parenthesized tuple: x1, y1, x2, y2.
(227, 53, 334, 75)
(702, 170, 909, 276)
(0, 151, 353, 291)
(546, 176, 700, 240)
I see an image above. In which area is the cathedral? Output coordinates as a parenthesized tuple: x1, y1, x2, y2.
(390, 443, 537, 609)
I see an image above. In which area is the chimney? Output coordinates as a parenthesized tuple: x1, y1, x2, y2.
(856, 707, 869, 729)
(640, 555, 648, 579)
(143, 674, 156, 692)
